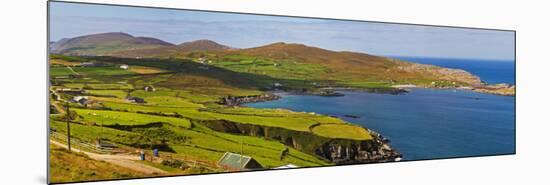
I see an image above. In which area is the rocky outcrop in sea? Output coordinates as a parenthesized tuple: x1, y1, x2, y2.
(473, 83, 515, 96)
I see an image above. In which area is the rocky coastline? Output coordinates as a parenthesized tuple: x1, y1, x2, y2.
(219, 93, 281, 106)
(289, 87, 409, 97)
(218, 86, 409, 107)
(216, 90, 402, 164)
(393, 83, 516, 96)
(473, 83, 515, 96)
(197, 119, 402, 164)
(316, 130, 402, 164)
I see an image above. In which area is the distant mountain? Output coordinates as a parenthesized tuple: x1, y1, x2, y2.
(50, 32, 174, 55)
(177, 39, 233, 51)
(109, 39, 234, 58)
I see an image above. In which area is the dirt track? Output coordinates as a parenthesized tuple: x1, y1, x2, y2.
(50, 140, 167, 175)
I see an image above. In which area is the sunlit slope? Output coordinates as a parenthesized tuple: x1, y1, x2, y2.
(51, 32, 174, 56)
(229, 42, 482, 87)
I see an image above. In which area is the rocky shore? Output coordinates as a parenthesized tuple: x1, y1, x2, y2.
(316, 130, 402, 164)
(312, 87, 408, 96)
(473, 83, 515, 96)
(219, 87, 409, 107)
(219, 93, 281, 106)
(393, 83, 515, 96)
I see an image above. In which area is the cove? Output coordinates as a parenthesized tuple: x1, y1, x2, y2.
(246, 88, 515, 161)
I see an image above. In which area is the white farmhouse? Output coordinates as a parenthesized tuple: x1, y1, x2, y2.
(120, 64, 129, 70)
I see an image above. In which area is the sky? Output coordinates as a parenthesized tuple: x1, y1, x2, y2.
(49, 2, 515, 61)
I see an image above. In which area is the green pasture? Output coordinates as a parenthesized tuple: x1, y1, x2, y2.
(311, 124, 373, 140)
(50, 66, 78, 76)
(73, 66, 136, 76)
(87, 90, 128, 98)
(73, 109, 192, 128)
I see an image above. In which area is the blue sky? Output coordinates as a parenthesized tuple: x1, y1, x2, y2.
(50, 2, 515, 61)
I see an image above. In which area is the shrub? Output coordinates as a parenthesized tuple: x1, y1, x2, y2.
(161, 159, 188, 169)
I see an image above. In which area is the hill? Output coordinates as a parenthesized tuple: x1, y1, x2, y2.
(50, 32, 174, 55)
(178, 39, 233, 51)
(232, 42, 481, 86)
(51, 33, 482, 87)
(110, 39, 234, 58)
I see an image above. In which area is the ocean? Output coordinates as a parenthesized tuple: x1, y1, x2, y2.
(246, 58, 516, 161)
(394, 57, 515, 85)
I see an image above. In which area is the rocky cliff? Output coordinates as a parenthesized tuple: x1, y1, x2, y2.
(195, 119, 401, 164)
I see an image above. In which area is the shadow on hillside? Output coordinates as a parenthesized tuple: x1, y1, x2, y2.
(84, 56, 319, 91)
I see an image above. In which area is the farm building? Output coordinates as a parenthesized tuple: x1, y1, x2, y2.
(120, 64, 129, 70)
(197, 57, 207, 63)
(81, 100, 98, 107)
(72, 96, 89, 104)
(72, 96, 98, 107)
(57, 88, 86, 95)
(126, 96, 145, 103)
(144, 85, 156, 92)
(272, 164, 298, 169)
(217, 152, 263, 171)
(95, 139, 117, 149)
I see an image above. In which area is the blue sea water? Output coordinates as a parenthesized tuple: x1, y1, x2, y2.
(394, 57, 515, 85)
(247, 89, 515, 161)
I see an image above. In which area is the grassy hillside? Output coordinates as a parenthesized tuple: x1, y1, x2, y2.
(109, 43, 481, 88)
(51, 32, 173, 56)
(226, 42, 481, 87)
(49, 144, 148, 183)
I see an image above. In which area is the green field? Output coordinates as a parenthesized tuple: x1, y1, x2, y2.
(73, 66, 136, 76)
(73, 109, 192, 128)
(50, 54, 382, 182)
(312, 124, 373, 140)
(211, 55, 330, 82)
(87, 90, 128, 98)
(50, 66, 78, 76)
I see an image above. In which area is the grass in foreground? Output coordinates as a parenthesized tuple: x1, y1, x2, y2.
(49, 144, 148, 183)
